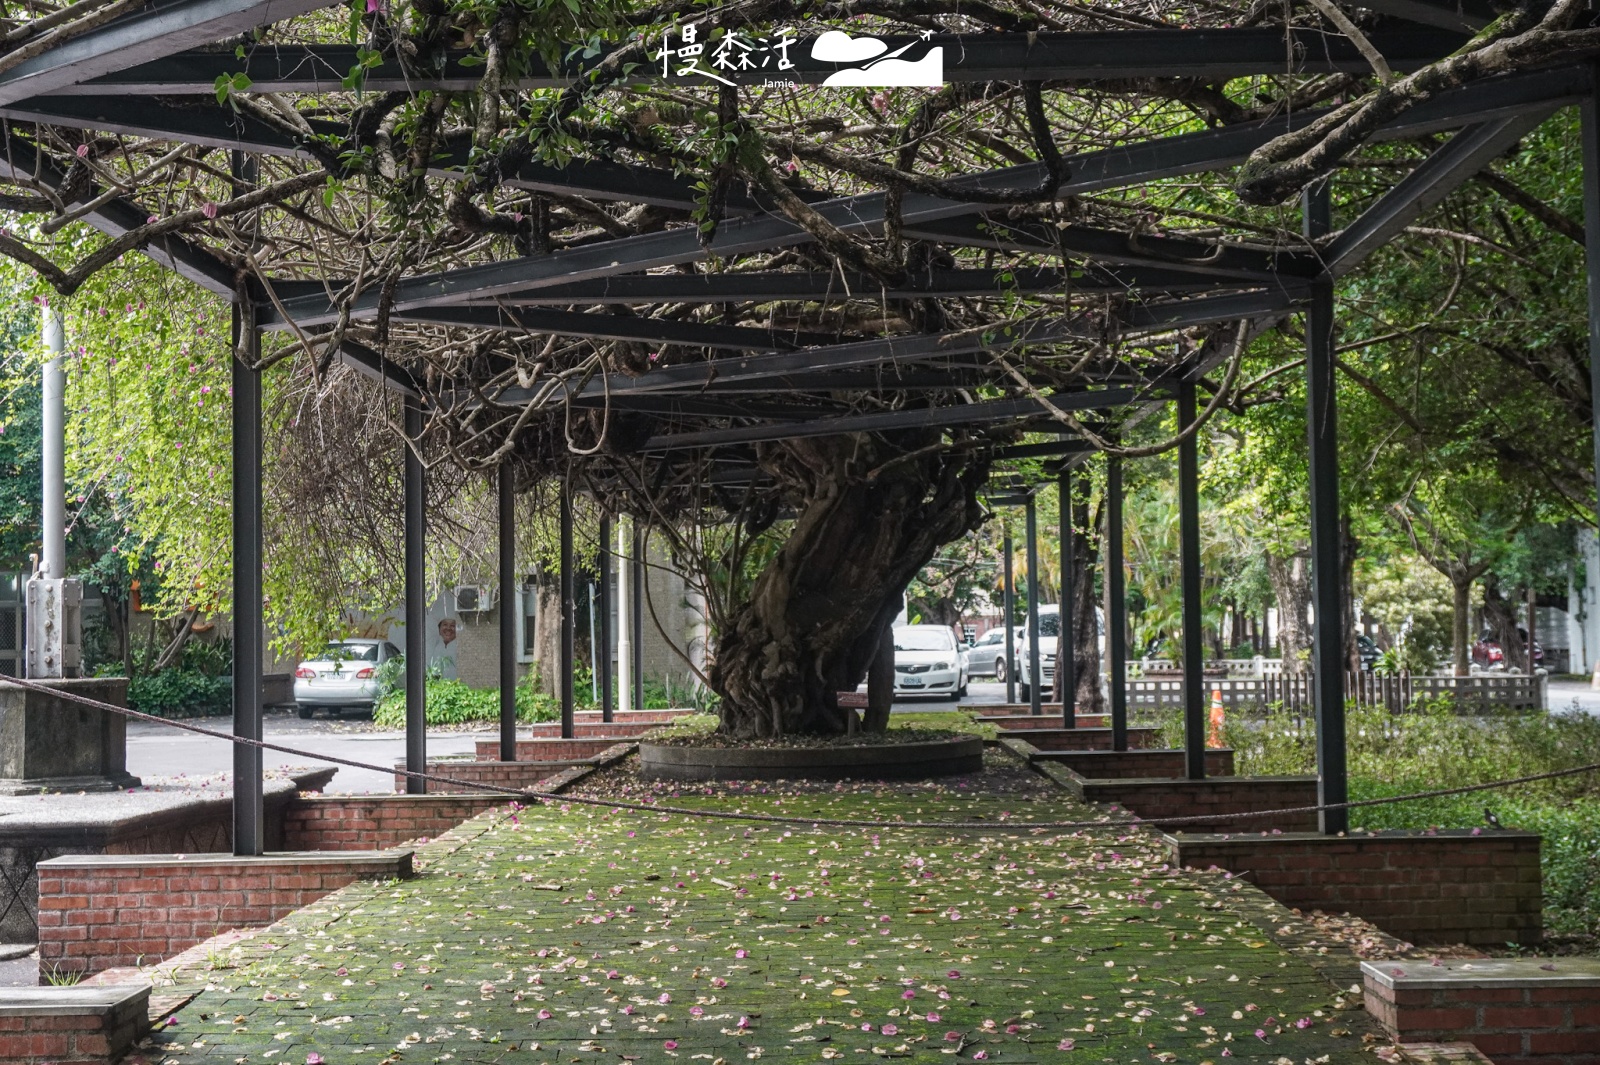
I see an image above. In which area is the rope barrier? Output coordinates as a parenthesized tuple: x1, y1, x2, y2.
(7, 673, 1595, 835)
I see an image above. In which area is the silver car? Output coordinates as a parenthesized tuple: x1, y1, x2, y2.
(293, 638, 400, 718)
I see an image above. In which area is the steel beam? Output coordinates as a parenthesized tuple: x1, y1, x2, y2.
(1177, 380, 1206, 780)
(65, 28, 1469, 95)
(1304, 181, 1348, 836)
(638, 387, 1147, 450)
(231, 298, 263, 854)
(994, 439, 1093, 460)
(1326, 110, 1559, 277)
(0, 131, 236, 298)
(0, 0, 336, 105)
(390, 305, 820, 350)
(455, 266, 1220, 306)
(560, 482, 576, 740)
(332, 339, 421, 397)
(403, 396, 427, 794)
(0, 95, 329, 155)
(460, 288, 1299, 412)
(498, 466, 517, 762)
(1058, 464, 1075, 727)
(1107, 454, 1128, 751)
(248, 65, 1585, 328)
(1354, 0, 1491, 32)
(902, 217, 1320, 282)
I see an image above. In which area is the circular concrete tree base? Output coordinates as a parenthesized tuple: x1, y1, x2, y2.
(637, 736, 984, 781)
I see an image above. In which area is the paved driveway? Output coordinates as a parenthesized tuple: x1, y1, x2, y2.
(125, 711, 483, 794)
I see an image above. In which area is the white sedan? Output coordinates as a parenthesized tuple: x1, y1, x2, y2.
(293, 638, 400, 719)
(893, 625, 968, 698)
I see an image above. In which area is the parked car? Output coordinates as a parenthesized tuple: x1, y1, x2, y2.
(1014, 606, 1061, 701)
(1357, 633, 1380, 671)
(964, 628, 1011, 680)
(893, 624, 968, 698)
(293, 638, 400, 718)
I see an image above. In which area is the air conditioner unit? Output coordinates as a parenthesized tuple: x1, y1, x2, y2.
(453, 585, 490, 613)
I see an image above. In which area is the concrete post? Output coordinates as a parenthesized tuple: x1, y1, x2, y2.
(617, 516, 633, 713)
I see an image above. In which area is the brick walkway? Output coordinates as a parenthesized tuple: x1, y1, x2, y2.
(138, 767, 1387, 1064)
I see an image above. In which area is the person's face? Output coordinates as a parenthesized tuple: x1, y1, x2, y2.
(438, 619, 457, 645)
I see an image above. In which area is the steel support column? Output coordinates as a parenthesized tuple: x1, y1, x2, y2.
(231, 300, 263, 853)
(1003, 531, 1016, 704)
(1305, 180, 1349, 835)
(1584, 81, 1600, 611)
(1025, 497, 1043, 716)
(599, 515, 614, 723)
(1177, 381, 1207, 780)
(560, 483, 576, 739)
(1107, 456, 1128, 750)
(498, 467, 517, 762)
(404, 397, 426, 794)
(1059, 466, 1076, 727)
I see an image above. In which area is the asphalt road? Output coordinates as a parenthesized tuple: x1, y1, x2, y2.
(125, 711, 482, 794)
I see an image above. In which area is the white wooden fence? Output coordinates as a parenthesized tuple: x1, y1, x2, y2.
(1120, 671, 1545, 713)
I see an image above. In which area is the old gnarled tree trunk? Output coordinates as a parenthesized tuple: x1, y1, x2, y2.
(709, 435, 986, 738)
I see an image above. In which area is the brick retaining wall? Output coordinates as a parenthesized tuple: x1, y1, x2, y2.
(979, 713, 1107, 729)
(1018, 727, 1162, 750)
(0, 985, 150, 1064)
(1032, 747, 1235, 778)
(284, 795, 510, 848)
(1167, 830, 1542, 947)
(1363, 957, 1598, 1063)
(521, 721, 665, 739)
(37, 850, 412, 976)
(1035, 766, 1320, 831)
(394, 760, 583, 795)
(473, 737, 631, 761)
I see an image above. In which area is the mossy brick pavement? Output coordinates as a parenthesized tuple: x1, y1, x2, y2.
(140, 762, 1386, 1064)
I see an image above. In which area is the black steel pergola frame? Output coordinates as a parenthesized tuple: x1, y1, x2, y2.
(0, 0, 1591, 852)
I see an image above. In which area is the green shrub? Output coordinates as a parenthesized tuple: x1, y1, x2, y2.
(1153, 699, 1600, 937)
(372, 676, 560, 728)
(127, 668, 231, 718)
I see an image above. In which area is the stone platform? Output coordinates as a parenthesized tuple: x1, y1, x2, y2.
(0, 678, 137, 794)
(0, 766, 333, 945)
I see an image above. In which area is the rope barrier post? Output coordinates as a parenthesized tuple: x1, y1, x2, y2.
(1305, 178, 1348, 835)
(1002, 530, 1016, 705)
(1025, 495, 1042, 717)
(231, 295, 264, 855)
(404, 396, 427, 794)
(1178, 380, 1206, 780)
(1059, 464, 1075, 728)
(498, 466, 518, 763)
(1108, 454, 1128, 751)
(560, 482, 576, 739)
(600, 514, 614, 723)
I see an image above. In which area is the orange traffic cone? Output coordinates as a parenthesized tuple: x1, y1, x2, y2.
(1208, 687, 1225, 748)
